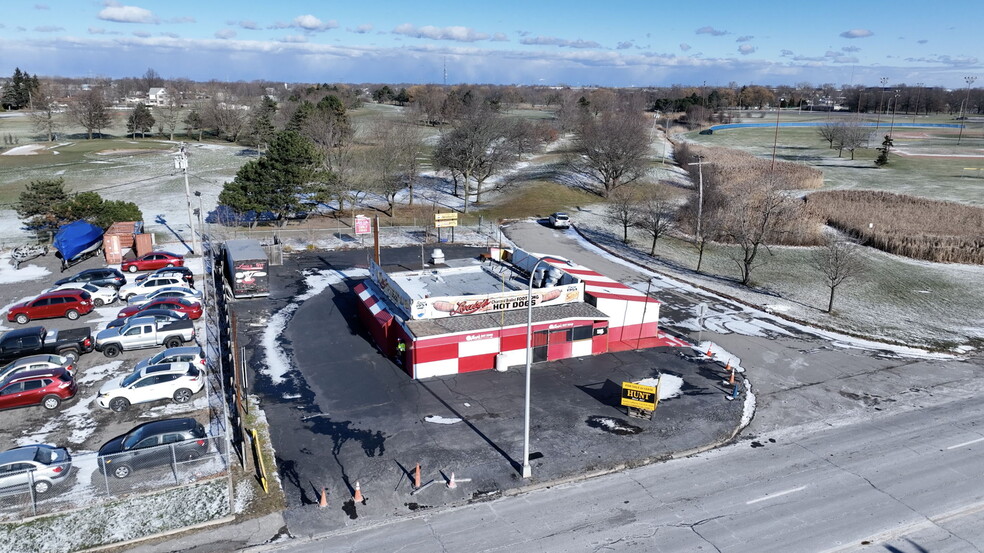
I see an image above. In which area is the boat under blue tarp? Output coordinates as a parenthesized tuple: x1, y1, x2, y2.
(53, 220, 103, 263)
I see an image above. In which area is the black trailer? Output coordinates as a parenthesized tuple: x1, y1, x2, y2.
(223, 239, 269, 299)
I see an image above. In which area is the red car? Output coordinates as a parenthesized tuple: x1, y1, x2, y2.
(7, 289, 94, 324)
(121, 251, 185, 273)
(0, 367, 77, 410)
(117, 297, 202, 320)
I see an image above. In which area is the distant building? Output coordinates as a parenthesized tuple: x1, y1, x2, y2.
(148, 87, 169, 106)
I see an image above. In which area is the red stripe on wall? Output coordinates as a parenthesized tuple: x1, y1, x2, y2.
(414, 342, 461, 363)
(458, 353, 497, 373)
(587, 290, 659, 302)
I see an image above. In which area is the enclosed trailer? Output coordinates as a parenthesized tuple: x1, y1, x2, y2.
(223, 239, 269, 298)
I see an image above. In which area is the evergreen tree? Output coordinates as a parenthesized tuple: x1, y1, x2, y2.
(16, 178, 71, 238)
(874, 134, 894, 167)
(218, 130, 321, 226)
(126, 102, 156, 138)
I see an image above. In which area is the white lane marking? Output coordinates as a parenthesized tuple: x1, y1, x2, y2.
(746, 485, 807, 505)
(946, 437, 984, 450)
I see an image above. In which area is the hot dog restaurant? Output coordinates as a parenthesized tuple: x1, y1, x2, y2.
(354, 248, 688, 379)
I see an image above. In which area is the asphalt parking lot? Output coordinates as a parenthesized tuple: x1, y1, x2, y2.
(232, 246, 745, 538)
(0, 250, 212, 513)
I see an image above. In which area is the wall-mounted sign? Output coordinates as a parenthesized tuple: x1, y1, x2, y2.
(411, 284, 583, 320)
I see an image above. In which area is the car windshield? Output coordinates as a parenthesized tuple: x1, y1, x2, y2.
(122, 428, 147, 450)
(121, 371, 142, 387)
(33, 447, 61, 464)
(82, 284, 99, 293)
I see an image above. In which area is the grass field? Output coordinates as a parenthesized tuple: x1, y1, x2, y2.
(686, 112, 984, 206)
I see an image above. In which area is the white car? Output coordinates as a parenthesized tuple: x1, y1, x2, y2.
(133, 346, 205, 374)
(126, 286, 203, 307)
(549, 212, 571, 229)
(46, 283, 118, 307)
(119, 276, 190, 301)
(96, 362, 204, 412)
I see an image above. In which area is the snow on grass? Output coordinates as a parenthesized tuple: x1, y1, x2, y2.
(424, 415, 462, 425)
(0, 144, 45, 155)
(0, 480, 230, 553)
(234, 478, 255, 514)
(260, 268, 369, 385)
(16, 394, 100, 447)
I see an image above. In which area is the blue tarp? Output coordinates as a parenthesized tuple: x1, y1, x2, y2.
(53, 220, 103, 262)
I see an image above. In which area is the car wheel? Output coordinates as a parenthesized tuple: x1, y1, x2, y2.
(93, 298, 104, 307)
(42, 395, 61, 410)
(103, 344, 122, 358)
(59, 349, 79, 363)
(164, 337, 182, 348)
(65, 309, 80, 320)
(166, 263, 175, 268)
(109, 397, 130, 412)
(112, 464, 132, 479)
(128, 265, 138, 273)
(33, 480, 51, 494)
(173, 388, 193, 403)
(183, 449, 204, 461)
(15, 313, 29, 325)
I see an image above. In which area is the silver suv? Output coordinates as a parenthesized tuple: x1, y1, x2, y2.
(0, 444, 73, 495)
(549, 212, 570, 228)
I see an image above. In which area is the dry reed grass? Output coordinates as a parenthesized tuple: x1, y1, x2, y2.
(806, 190, 984, 264)
(675, 142, 824, 191)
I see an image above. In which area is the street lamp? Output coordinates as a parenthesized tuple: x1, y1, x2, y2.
(522, 256, 574, 478)
(875, 77, 888, 130)
(888, 91, 900, 139)
(958, 76, 977, 145)
(912, 83, 924, 124)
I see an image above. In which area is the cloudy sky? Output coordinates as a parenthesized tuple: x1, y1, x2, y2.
(1, 0, 981, 88)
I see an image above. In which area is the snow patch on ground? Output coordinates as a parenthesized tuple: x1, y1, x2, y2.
(424, 415, 462, 425)
(0, 253, 52, 283)
(260, 268, 370, 385)
(636, 373, 684, 400)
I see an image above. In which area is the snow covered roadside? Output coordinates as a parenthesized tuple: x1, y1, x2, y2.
(0, 480, 231, 553)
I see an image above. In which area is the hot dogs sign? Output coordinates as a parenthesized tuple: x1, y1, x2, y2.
(413, 284, 583, 319)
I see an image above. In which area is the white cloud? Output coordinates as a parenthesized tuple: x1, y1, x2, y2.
(88, 27, 105, 34)
(168, 16, 195, 24)
(679, 43, 691, 51)
(696, 26, 727, 36)
(738, 44, 756, 55)
(842, 45, 861, 53)
(616, 41, 633, 50)
(491, 32, 508, 42)
(393, 24, 490, 42)
(519, 35, 601, 48)
(215, 29, 236, 40)
(917, 39, 928, 44)
(350, 24, 373, 34)
(238, 20, 259, 30)
(132, 30, 151, 38)
(279, 35, 308, 43)
(293, 14, 337, 32)
(780, 49, 793, 56)
(98, 3, 158, 24)
(840, 29, 873, 39)
(736, 35, 753, 42)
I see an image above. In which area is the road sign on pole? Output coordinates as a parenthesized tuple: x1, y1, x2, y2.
(354, 215, 371, 235)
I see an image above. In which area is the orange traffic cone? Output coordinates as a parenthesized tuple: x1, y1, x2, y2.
(728, 367, 735, 386)
(319, 487, 327, 508)
(447, 472, 457, 489)
(414, 463, 421, 489)
(724, 359, 731, 373)
(353, 481, 363, 502)
(705, 344, 713, 357)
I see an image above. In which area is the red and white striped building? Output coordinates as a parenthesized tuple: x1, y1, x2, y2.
(354, 248, 687, 379)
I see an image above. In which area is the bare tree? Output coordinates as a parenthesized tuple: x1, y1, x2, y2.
(30, 83, 60, 142)
(817, 122, 838, 148)
(431, 106, 513, 213)
(607, 188, 636, 243)
(69, 88, 111, 139)
(201, 98, 246, 142)
(634, 189, 675, 255)
(811, 238, 865, 313)
(569, 110, 650, 197)
(836, 122, 867, 160)
(363, 116, 427, 215)
(720, 179, 794, 286)
(156, 94, 182, 141)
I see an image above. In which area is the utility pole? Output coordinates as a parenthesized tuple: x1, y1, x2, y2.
(958, 76, 977, 145)
(174, 144, 199, 256)
(771, 99, 781, 171)
(912, 83, 923, 124)
(875, 77, 888, 130)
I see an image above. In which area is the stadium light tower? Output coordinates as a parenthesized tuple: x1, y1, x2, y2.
(957, 76, 977, 145)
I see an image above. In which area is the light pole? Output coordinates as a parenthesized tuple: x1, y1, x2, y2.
(771, 98, 782, 171)
(912, 83, 923, 124)
(174, 145, 199, 256)
(958, 76, 977, 145)
(875, 77, 888, 130)
(888, 91, 900, 138)
(522, 256, 573, 478)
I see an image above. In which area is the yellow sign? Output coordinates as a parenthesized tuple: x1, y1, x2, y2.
(435, 219, 458, 228)
(434, 212, 459, 221)
(621, 381, 657, 410)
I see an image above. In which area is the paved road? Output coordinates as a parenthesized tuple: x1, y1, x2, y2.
(269, 393, 984, 552)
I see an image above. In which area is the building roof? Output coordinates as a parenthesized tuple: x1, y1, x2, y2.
(384, 257, 529, 300)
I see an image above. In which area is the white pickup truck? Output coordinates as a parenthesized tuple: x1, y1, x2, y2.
(94, 316, 196, 358)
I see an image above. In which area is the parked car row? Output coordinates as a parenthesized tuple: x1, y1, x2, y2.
(0, 249, 211, 499)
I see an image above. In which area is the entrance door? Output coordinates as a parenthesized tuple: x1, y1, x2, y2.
(532, 331, 548, 363)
